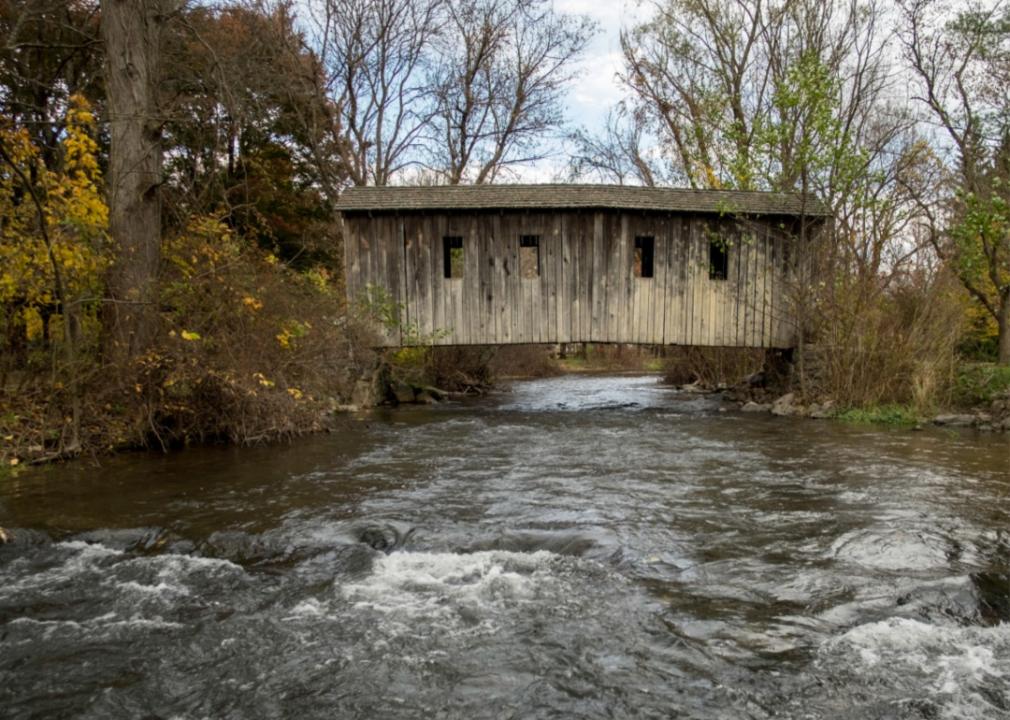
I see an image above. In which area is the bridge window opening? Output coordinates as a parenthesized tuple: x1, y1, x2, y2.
(519, 235, 540, 278)
(443, 236, 464, 279)
(709, 239, 728, 280)
(634, 236, 654, 278)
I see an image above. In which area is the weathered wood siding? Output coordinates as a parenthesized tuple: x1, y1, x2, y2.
(343, 209, 799, 348)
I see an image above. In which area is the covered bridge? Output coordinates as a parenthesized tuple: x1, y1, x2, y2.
(336, 184, 827, 348)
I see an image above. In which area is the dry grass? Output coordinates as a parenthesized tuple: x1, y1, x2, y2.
(802, 271, 964, 414)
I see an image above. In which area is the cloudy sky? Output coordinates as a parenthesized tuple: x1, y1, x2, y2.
(520, 0, 647, 180)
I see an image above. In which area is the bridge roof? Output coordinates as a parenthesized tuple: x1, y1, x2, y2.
(336, 184, 829, 216)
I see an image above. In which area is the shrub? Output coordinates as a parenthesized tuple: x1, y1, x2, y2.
(835, 404, 919, 426)
(801, 269, 963, 415)
(953, 363, 1010, 407)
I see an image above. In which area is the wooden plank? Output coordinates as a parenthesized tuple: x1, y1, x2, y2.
(377, 215, 394, 345)
(431, 214, 446, 344)
(658, 216, 670, 344)
(662, 215, 675, 345)
(704, 220, 715, 346)
(609, 213, 624, 342)
(467, 213, 480, 345)
(689, 218, 701, 346)
(748, 223, 759, 349)
(558, 213, 570, 343)
(420, 214, 433, 342)
(715, 218, 728, 347)
(436, 213, 450, 344)
(508, 214, 521, 344)
(384, 215, 400, 345)
(618, 214, 631, 343)
(367, 215, 383, 342)
(773, 230, 789, 347)
(343, 217, 361, 310)
(517, 215, 528, 343)
(667, 216, 681, 345)
(395, 218, 408, 345)
(591, 212, 605, 342)
(418, 215, 433, 343)
(737, 223, 750, 348)
(548, 215, 560, 343)
(630, 216, 642, 343)
(629, 218, 641, 343)
(480, 213, 494, 345)
(646, 218, 662, 345)
(663, 216, 679, 345)
(747, 224, 755, 347)
(762, 226, 773, 348)
(580, 212, 593, 342)
(493, 213, 510, 344)
(739, 224, 747, 347)
(535, 214, 545, 343)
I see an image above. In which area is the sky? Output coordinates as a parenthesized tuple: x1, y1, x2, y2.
(520, 0, 647, 181)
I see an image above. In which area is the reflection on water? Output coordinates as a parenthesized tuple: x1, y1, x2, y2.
(1, 374, 1009, 719)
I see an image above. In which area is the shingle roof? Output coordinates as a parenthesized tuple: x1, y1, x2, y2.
(336, 184, 829, 216)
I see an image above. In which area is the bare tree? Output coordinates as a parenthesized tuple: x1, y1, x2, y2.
(102, 0, 175, 361)
(427, 0, 595, 184)
(901, 0, 1010, 363)
(568, 105, 660, 186)
(309, 0, 441, 186)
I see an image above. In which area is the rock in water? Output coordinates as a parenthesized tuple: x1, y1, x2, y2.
(771, 393, 797, 416)
(933, 414, 975, 427)
(390, 381, 416, 405)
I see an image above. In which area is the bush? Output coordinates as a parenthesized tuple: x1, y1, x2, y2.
(133, 216, 377, 447)
(835, 404, 919, 426)
(802, 270, 964, 415)
(952, 363, 1010, 407)
(0, 215, 379, 464)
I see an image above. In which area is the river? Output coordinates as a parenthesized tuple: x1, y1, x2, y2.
(1, 374, 1009, 719)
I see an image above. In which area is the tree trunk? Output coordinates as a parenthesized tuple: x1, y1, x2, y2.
(102, 0, 165, 363)
(999, 294, 1010, 365)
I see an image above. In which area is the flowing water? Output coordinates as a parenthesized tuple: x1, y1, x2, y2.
(2, 375, 1010, 719)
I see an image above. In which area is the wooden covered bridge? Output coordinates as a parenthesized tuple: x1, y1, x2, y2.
(336, 185, 827, 348)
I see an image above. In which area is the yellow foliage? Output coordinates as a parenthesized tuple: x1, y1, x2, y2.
(305, 267, 331, 294)
(275, 319, 310, 350)
(22, 307, 43, 341)
(164, 216, 238, 279)
(242, 295, 263, 311)
(180, 330, 202, 342)
(0, 95, 108, 340)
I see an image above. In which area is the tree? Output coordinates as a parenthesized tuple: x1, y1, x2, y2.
(568, 105, 661, 187)
(0, 95, 108, 451)
(309, 0, 441, 186)
(901, 0, 1010, 363)
(306, 0, 593, 187)
(427, 0, 595, 184)
(619, 0, 929, 279)
(101, 0, 174, 362)
(0, 1, 103, 170)
(159, 2, 343, 263)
